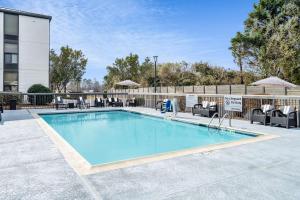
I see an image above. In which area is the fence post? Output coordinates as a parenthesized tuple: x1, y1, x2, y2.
(245, 85, 247, 95)
(203, 86, 206, 94)
(284, 87, 287, 95)
(229, 85, 232, 94)
(298, 100, 300, 127)
(215, 85, 218, 94)
(34, 94, 36, 109)
(183, 86, 185, 93)
(192, 85, 194, 93)
(263, 86, 266, 94)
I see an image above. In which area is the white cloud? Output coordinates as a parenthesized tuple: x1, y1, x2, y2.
(2, 0, 220, 80)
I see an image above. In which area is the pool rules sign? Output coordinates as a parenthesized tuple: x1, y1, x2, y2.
(224, 95, 243, 112)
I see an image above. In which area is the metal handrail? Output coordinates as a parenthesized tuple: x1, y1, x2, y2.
(217, 113, 230, 130)
(207, 112, 220, 130)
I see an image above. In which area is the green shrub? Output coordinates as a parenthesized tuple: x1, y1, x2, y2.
(0, 94, 21, 104)
(27, 84, 53, 105)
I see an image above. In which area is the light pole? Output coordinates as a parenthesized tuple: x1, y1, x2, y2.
(153, 56, 158, 108)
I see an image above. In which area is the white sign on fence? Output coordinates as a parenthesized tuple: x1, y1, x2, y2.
(224, 95, 243, 112)
(186, 94, 198, 108)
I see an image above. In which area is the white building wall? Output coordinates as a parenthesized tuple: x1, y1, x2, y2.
(0, 13, 3, 91)
(18, 15, 49, 92)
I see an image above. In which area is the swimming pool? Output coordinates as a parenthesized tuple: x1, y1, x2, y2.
(41, 111, 253, 165)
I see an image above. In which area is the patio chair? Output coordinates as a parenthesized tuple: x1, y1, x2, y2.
(107, 97, 115, 107)
(192, 101, 218, 117)
(127, 97, 136, 107)
(270, 106, 297, 129)
(54, 96, 67, 110)
(250, 104, 274, 125)
(95, 97, 105, 107)
(114, 98, 123, 107)
(77, 97, 90, 109)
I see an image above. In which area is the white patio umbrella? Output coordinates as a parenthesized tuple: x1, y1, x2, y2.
(116, 80, 140, 87)
(251, 76, 296, 88)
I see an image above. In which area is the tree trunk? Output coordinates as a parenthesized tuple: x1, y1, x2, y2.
(238, 57, 244, 84)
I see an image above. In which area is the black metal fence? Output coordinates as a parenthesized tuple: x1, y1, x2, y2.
(1, 92, 299, 121)
(0, 92, 127, 109)
(114, 93, 300, 120)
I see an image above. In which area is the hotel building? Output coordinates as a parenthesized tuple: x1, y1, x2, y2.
(0, 8, 51, 92)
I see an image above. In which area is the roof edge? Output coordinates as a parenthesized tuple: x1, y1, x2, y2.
(0, 7, 52, 21)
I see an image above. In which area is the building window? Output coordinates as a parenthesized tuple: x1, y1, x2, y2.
(4, 43, 18, 53)
(3, 71, 18, 92)
(4, 14, 18, 36)
(4, 53, 18, 64)
(4, 13, 19, 91)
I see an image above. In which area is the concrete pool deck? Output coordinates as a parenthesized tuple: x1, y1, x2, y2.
(1, 107, 300, 199)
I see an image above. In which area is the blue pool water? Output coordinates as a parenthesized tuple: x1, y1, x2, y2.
(41, 111, 253, 165)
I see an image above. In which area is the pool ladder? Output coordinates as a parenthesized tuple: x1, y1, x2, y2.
(208, 113, 231, 131)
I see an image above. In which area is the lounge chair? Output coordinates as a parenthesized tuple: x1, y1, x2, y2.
(127, 98, 136, 107)
(95, 97, 105, 107)
(192, 101, 218, 117)
(54, 96, 67, 110)
(77, 97, 90, 109)
(250, 104, 274, 125)
(270, 106, 297, 129)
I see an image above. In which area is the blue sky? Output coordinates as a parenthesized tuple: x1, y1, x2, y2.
(2, 0, 258, 82)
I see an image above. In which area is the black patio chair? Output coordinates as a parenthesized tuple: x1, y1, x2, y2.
(107, 97, 115, 107)
(127, 97, 136, 107)
(270, 106, 297, 129)
(192, 101, 218, 118)
(95, 97, 105, 107)
(115, 98, 123, 107)
(250, 104, 274, 125)
(54, 96, 67, 110)
(77, 96, 90, 109)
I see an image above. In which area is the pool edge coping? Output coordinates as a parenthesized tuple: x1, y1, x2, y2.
(30, 108, 279, 175)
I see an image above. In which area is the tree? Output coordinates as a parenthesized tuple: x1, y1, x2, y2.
(104, 54, 259, 87)
(230, 32, 249, 84)
(104, 53, 154, 88)
(139, 57, 154, 86)
(158, 63, 182, 86)
(81, 78, 102, 92)
(230, 0, 300, 83)
(50, 46, 88, 92)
